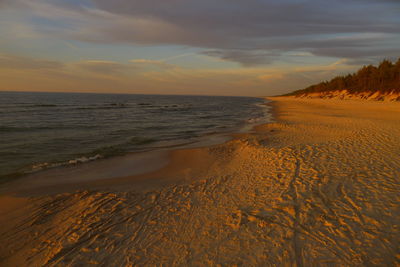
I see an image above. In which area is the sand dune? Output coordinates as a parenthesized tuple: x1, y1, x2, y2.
(295, 89, 400, 101)
(1, 97, 399, 266)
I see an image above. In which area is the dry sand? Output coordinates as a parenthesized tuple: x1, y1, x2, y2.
(0, 97, 399, 266)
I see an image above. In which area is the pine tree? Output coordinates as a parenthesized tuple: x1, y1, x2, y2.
(287, 57, 400, 96)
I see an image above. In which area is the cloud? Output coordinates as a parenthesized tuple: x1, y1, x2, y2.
(202, 50, 279, 66)
(0, 54, 63, 70)
(0, 53, 360, 96)
(88, 0, 400, 64)
(1, 0, 399, 66)
(129, 59, 176, 69)
(74, 60, 134, 74)
(0, 53, 177, 77)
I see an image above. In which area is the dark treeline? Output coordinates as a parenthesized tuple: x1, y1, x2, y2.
(287, 58, 400, 96)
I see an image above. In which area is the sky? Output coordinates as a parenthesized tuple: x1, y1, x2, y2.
(0, 0, 399, 96)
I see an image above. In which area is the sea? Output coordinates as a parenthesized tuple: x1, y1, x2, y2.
(0, 91, 271, 180)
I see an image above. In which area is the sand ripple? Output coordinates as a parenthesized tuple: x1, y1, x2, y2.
(1, 98, 399, 266)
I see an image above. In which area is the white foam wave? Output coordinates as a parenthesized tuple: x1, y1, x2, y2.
(29, 154, 103, 173)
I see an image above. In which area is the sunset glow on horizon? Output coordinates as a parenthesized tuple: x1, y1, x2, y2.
(1, 0, 399, 96)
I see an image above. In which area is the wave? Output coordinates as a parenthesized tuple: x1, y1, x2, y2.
(1, 103, 133, 111)
(137, 103, 152, 106)
(135, 103, 194, 113)
(76, 103, 131, 110)
(159, 107, 192, 112)
(0, 125, 100, 132)
(247, 117, 264, 123)
(0, 154, 105, 182)
(0, 126, 55, 132)
(0, 94, 272, 182)
(14, 104, 58, 108)
(127, 137, 157, 145)
(1, 102, 196, 112)
(5, 138, 157, 177)
(31, 104, 58, 107)
(23, 154, 104, 175)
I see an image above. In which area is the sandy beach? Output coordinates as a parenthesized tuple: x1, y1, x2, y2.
(1, 97, 399, 266)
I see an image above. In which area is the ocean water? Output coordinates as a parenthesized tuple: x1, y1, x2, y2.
(0, 92, 271, 179)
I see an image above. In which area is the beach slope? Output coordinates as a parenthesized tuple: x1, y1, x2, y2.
(1, 97, 399, 266)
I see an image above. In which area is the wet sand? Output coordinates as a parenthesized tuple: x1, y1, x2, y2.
(1, 97, 399, 266)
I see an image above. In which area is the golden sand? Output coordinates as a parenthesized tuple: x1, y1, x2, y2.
(1, 97, 399, 266)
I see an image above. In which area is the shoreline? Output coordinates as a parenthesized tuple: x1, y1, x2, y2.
(0, 99, 272, 197)
(0, 93, 269, 183)
(1, 97, 399, 266)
